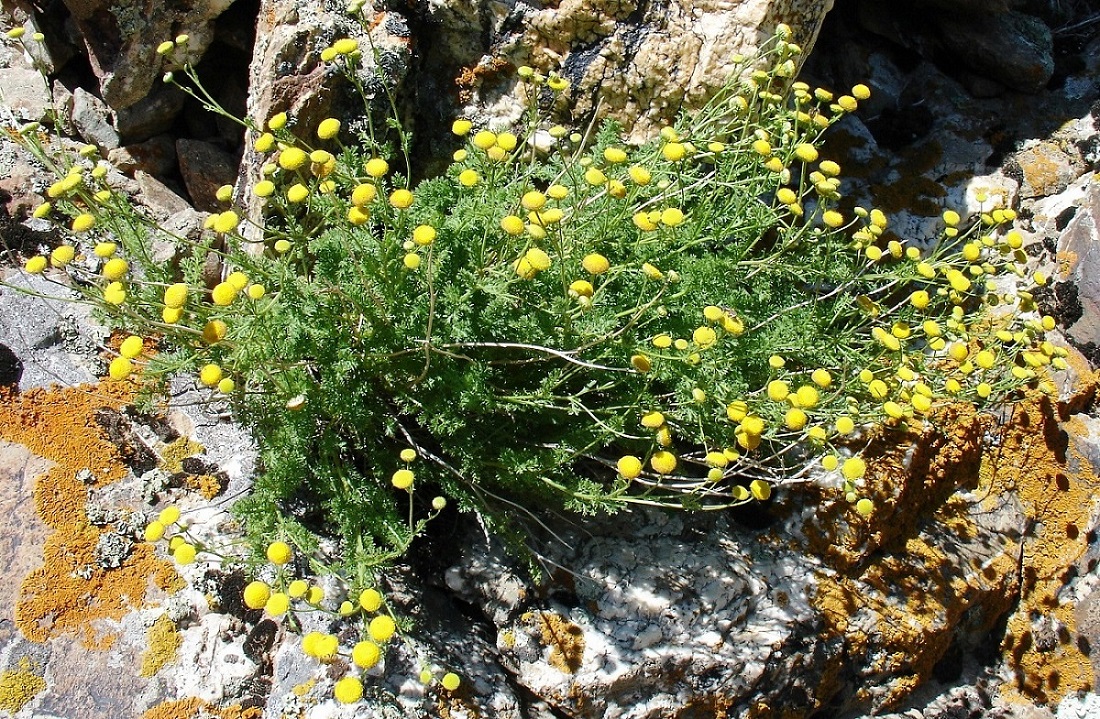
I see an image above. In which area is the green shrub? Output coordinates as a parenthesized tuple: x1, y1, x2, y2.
(12, 23, 1062, 566)
(6, 20, 1063, 696)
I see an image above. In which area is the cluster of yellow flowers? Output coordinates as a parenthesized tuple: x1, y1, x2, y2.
(143, 506, 200, 564)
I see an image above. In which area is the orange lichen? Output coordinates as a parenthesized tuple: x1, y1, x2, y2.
(184, 473, 226, 499)
(140, 698, 261, 719)
(810, 363, 1099, 712)
(986, 393, 1098, 702)
(0, 383, 182, 646)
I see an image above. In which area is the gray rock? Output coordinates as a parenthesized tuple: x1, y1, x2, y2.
(108, 135, 178, 176)
(856, 4, 1053, 94)
(1053, 179, 1100, 352)
(1009, 141, 1083, 199)
(2, 0, 74, 74)
(94, 531, 134, 569)
(134, 169, 193, 218)
(938, 11, 1053, 93)
(0, 67, 52, 121)
(50, 80, 75, 133)
(114, 87, 187, 143)
(176, 138, 237, 212)
(0, 272, 98, 390)
(71, 87, 119, 149)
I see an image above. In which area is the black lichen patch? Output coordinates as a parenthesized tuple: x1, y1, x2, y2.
(0, 344, 23, 388)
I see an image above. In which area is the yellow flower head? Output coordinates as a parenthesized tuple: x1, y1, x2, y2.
(662, 142, 686, 162)
(458, 169, 479, 187)
(102, 257, 129, 280)
(349, 183, 376, 207)
(211, 282, 238, 306)
(243, 581, 271, 610)
(103, 281, 127, 305)
(71, 213, 96, 233)
(628, 165, 652, 185)
(569, 279, 594, 298)
(352, 641, 381, 669)
(692, 326, 717, 348)
(25, 255, 48, 274)
(389, 189, 414, 209)
(525, 247, 551, 271)
(108, 356, 133, 381)
(660, 208, 685, 227)
(365, 157, 389, 178)
(521, 191, 547, 211)
(334, 677, 363, 704)
(767, 380, 790, 402)
(333, 38, 359, 54)
(199, 364, 223, 387)
(841, 456, 866, 480)
(501, 215, 525, 236)
(266, 541, 293, 565)
(359, 587, 383, 611)
(582, 253, 610, 275)
(369, 614, 396, 643)
(202, 319, 228, 343)
(650, 451, 677, 475)
(278, 147, 308, 171)
(617, 455, 643, 479)
(392, 469, 414, 489)
(472, 130, 496, 150)
(603, 147, 628, 164)
(119, 335, 144, 359)
(793, 143, 818, 163)
(413, 224, 436, 246)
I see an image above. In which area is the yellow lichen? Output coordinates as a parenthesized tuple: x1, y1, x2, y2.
(158, 436, 204, 474)
(140, 614, 182, 677)
(0, 657, 46, 713)
(536, 611, 585, 673)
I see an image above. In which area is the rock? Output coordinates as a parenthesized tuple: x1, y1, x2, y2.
(0, 67, 51, 121)
(449, 0, 836, 143)
(1052, 177, 1100, 354)
(0, 141, 49, 219)
(50, 80, 75, 133)
(2, 0, 74, 74)
(1009, 140, 1082, 198)
(114, 87, 187, 144)
(176, 138, 238, 211)
(134, 170, 193, 218)
(71, 87, 119, 150)
(855, 3, 1053, 94)
(108, 135, 178, 176)
(59, 0, 238, 110)
(937, 11, 1053, 93)
(0, 272, 99, 390)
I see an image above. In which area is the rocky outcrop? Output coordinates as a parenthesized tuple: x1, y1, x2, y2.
(420, 0, 836, 142)
(854, 0, 1054, 94)
(59, 0, 236, 110)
